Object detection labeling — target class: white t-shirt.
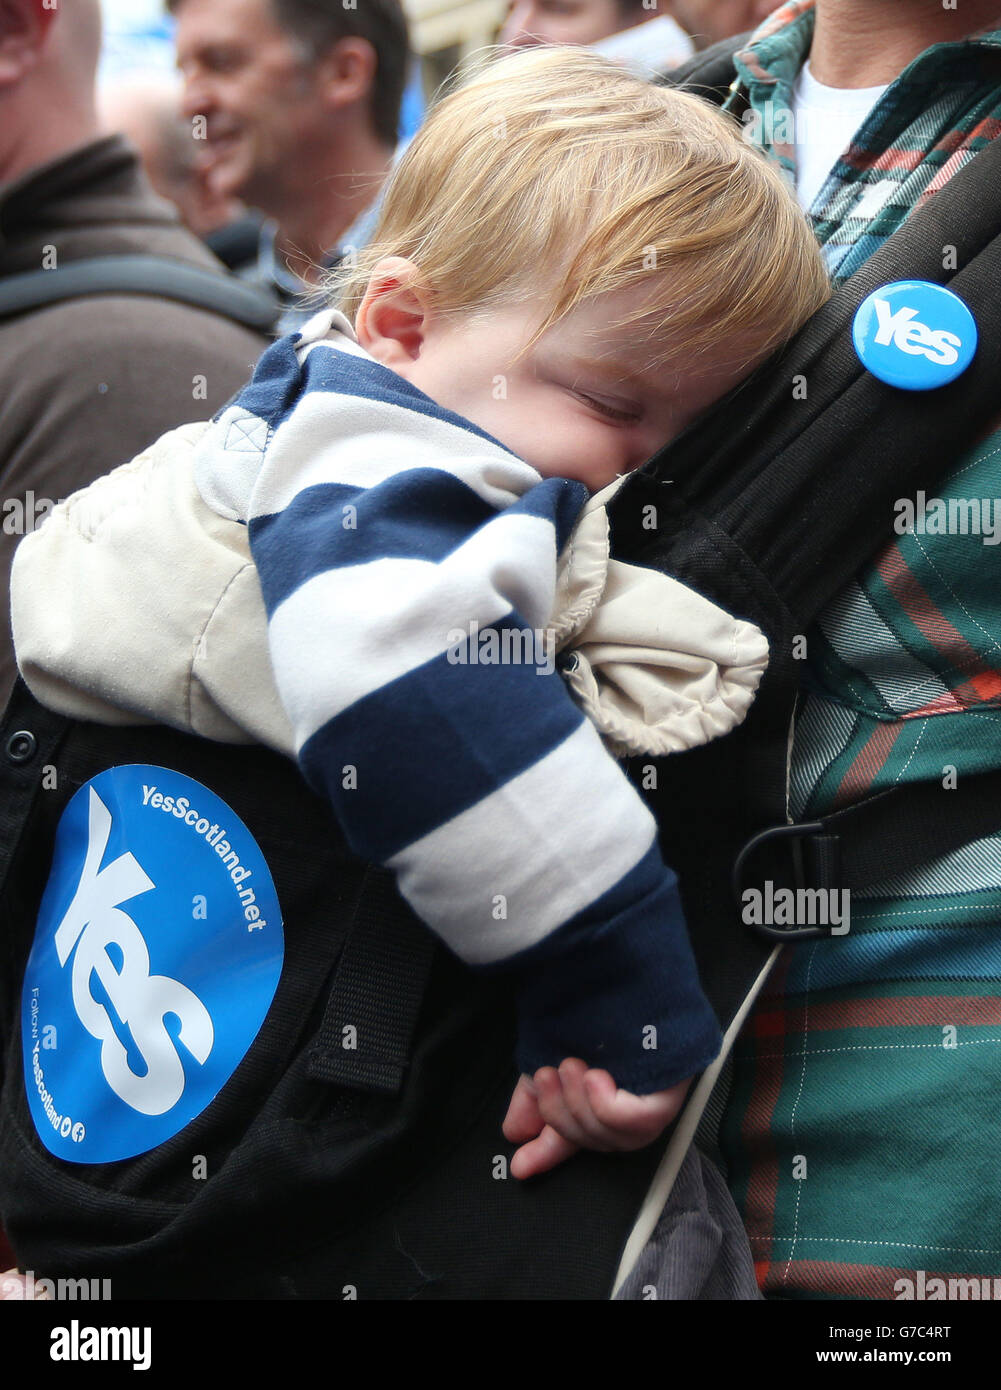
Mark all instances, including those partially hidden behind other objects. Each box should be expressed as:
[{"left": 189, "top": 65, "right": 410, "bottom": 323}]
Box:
[{"left": 791, "top": 60, "right": 888, "bottom": 211}]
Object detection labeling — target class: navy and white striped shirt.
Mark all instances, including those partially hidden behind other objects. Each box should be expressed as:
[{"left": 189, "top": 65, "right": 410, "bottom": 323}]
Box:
[{"left": 194, "top": 308, "right": 721, "bottom": 1092}]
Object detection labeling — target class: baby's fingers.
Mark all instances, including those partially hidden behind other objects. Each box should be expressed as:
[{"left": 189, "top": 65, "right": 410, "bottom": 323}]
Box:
[
  {"left": 509, "top": 1124, "right": 580, "bottom": 1181},
  {"left": 533, "top": 1065, "right": 599, "bottom": 1148},
  {"left": 555, "top": 1057, "right": 624, "bottom": 1148},
  {"left": 583, "top": 1071, "right": 691, "bottom": 1147},
  {"left": 1, "top": 1269, "right": 49, "bottom": 1300},
  {"left": 502, "top": 1074, "right": 543, "bottom": 1144}
]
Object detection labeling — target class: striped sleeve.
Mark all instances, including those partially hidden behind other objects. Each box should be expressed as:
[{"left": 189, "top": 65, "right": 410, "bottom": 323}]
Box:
[{"left": 194, "top": 322, "right": 722, "bottom": 1092}]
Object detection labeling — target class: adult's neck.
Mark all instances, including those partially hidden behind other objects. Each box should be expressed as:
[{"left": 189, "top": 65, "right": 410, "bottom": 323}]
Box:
[
  {"left": 0, "top": 87, "right": 100, "bottom": 187},
  {"left": 810, "top": 0, "right": 1001, "bottom": 87},
  {"left": 271, "top": 124, "right": 394, "bottom": 286}
]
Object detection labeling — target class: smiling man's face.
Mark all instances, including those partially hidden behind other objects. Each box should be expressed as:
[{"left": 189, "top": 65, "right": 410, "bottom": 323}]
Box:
[{"left": 174, "top": 0, "right": 322, "bottom": 206}]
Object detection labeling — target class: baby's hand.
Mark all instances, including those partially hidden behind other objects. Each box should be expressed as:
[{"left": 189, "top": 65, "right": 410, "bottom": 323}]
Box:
[
  {"left": 1, "top": 1268, "right": 49, "bottom": 1300},
  {"left": 502, "top": 1057, "right": 690, "bottom": 1180}
]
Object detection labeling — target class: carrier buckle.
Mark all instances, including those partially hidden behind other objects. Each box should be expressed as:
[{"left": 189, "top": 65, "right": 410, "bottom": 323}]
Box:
[{"left": 733, "top": 821, "right": 848, "bottom": 942}]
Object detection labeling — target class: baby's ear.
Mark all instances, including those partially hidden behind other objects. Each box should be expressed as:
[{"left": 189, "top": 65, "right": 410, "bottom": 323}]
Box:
[{"left": 355, "top": 257, "right": 428, "bottom": 370}]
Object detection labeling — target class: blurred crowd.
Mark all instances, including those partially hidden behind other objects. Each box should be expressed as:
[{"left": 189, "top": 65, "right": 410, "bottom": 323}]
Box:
[{"left": 98, "top": 0, "right": 777, "bottom": 326}]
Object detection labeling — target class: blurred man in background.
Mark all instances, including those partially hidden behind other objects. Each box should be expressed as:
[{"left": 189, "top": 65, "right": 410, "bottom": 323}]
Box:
[
  {"left": 100, "top": 74, "right": 263, "bottom": 268},
  {"left": 170, "top": 0, "right": 411, "bottom": 331},
  {"left": 670, "top": 0, "right": 778, "bottom": 47},
  {"left": 101, "top": 74, "right": 244, "bottom": 239},
  {"left": 498, "top": 0, "right": 778, "bottom": 75},
  {"left": 0, "top": 0, "right": 269, "bottom": 705}
]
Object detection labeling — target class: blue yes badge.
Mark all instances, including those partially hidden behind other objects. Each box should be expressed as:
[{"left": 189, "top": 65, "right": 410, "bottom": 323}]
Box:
[
  {"left": 21, "top": 766, "right": 284, "bottom": 1163},
  {"left": 852, "top": 280, "right": 977, "bottom": 390}
]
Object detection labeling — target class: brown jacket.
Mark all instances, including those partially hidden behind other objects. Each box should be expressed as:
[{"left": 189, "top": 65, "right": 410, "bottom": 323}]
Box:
[{"left": 0, "top": 135, "right": 269, "bottom": 703}]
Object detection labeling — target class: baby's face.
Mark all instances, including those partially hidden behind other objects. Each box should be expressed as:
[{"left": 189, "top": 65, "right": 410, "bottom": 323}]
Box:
[{"left": 356, "top": 267, "right": 759, "bottom": 492}]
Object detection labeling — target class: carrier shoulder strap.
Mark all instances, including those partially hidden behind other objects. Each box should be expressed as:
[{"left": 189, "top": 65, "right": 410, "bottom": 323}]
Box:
[
  {"left": 654, "top": 30, "right": 750, "bottom": 100},
  {"left": 733, "top": 768, "right": 1001, "bottom": 942},
  {"left": 610, "top": 62, "right": 1001, "bottom": 977},
  {"left": 0, "top": 255, "right": 280, "bottom": 334},
  {"left": 616, "top": 118, "right": 1001, "bottom": 629},
  {"left": 307, "top": 863, "right": 437, "bottom": 1094}
]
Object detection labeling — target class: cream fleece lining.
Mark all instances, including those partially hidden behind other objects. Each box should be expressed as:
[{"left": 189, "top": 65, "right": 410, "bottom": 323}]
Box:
[{"left": 11, "top": 425, "right": 768, "bottom": 758}]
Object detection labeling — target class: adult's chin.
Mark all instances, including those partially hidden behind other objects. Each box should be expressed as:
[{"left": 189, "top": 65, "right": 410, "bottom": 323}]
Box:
[{"left": 204, "top": 142, "right": 254, "bottom": 202}]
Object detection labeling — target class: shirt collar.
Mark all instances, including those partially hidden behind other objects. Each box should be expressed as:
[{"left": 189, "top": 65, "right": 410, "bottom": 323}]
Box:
[
  {"left": 729, "top": 0, "right": 1001, "bottom": 106},
  {"left": 731, "top": 0, "right": 816, "bottom": 96},
  {"left": 254, "top": 220, "right": 332, "bottom": 297}
]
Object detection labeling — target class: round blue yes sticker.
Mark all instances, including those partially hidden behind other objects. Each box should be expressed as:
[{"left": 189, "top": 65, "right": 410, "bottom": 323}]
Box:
[
  {"left": 21, "top": 766, "right": 284, "bottom": 1164},
  {"left": 852, "top": 280, "right": 977, "bottom": 390}
]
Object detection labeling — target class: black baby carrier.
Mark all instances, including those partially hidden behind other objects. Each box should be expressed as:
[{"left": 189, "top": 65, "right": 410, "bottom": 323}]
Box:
[
  {"left": 0, "top": 683, "right": 675, "bottom": 1298},
  {"left": 4, "top": 35, "right": 1001, "bottom": 1299}
]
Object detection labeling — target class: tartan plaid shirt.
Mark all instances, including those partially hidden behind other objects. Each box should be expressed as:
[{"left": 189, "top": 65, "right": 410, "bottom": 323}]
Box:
[{"left": 716, "top": 0, "right": 1001, "bottom": 1299}]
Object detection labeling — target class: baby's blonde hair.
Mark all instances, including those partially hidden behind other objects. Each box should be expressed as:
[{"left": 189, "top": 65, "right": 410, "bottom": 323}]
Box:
[{"left": 334, "top": 46, "right": 831, "bottom": 370}]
